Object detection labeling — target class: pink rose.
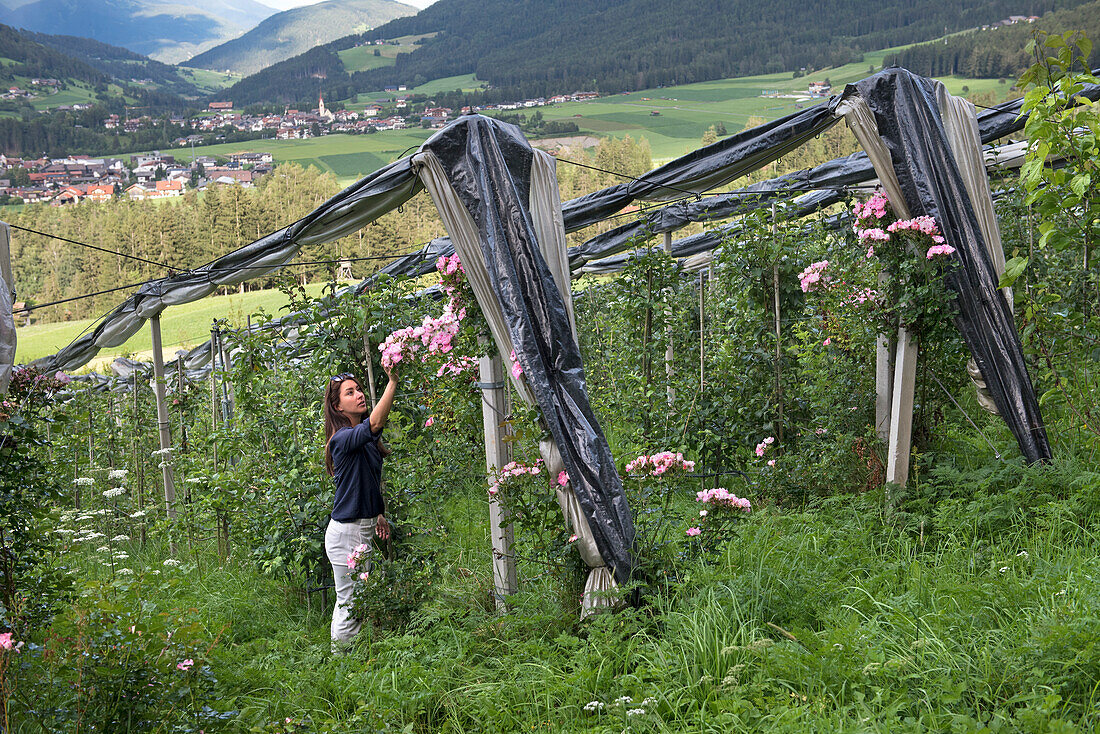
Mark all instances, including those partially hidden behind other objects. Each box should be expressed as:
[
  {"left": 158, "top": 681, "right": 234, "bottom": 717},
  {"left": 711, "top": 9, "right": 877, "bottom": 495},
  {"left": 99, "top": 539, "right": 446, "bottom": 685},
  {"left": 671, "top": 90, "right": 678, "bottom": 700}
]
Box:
[
  {"left": 686, "top": 527, "right": 701, "bottom": 537},
  {"left": 176, "top": 659, "right": 194, "bottom": 671}
]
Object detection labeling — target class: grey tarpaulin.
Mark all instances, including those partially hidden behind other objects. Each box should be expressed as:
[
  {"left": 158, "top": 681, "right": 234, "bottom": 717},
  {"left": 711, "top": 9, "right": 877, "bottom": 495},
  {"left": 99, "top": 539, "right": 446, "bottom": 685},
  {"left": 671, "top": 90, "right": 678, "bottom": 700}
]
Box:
[
  {"left": 33, "top": 157, "right": 421, "bottom": 372},
  {"left": 853, "top": 68, "right": 1051, "bottom": 462},
  {"left": 419, "top": 116, "right": 636, "bottom": 585}
]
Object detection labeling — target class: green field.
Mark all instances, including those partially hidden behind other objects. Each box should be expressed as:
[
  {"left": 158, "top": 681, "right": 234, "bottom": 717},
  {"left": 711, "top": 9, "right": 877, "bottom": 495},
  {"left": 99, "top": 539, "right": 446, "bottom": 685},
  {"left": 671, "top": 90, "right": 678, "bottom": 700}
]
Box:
[
  {"left": 28, "top": 81, "right": 98, "bottom": 111},
  {"left": 337, "top": 45, "right": 396, "bottom": 73},
  {"left": 165, "top": 131, "right": 433, "bottom": 184},
  {"left": 175, "top": 66, "right": 241, "bottom": 94},
  {"left": 16, "top": 282, "right": 332, "bottom": 367}
]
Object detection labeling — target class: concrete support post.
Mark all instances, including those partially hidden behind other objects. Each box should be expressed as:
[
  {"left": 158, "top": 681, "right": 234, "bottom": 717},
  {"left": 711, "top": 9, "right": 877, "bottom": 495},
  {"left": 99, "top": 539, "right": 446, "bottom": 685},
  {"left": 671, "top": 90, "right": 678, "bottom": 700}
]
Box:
[{"left": 480, "top": 353, "right": 516, "bottom": 610}]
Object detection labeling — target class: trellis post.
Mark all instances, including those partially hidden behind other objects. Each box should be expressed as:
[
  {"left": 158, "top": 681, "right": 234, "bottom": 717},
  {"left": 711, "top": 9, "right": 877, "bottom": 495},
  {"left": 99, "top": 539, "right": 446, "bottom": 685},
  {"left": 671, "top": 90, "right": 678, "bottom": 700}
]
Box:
[
  {"left": 664, "top": 231, "right": 675, "bottom": 406},
  {"left": 885, "top": 326, "right": 918, "bottom": 497},
  {"left": 363, "top": 333, "right": 379, "bottom": 409},
  {"left": 150, "top": 314, "right": 178, "bottom": 556},
  {"left": 479, "top": 352, "right": 516, "bottom": 610}
]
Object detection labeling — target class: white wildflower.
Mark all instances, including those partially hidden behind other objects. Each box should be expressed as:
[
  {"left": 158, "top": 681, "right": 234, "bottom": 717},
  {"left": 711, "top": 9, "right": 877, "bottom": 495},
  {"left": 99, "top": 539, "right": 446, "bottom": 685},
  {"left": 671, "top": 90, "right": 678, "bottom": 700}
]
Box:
[
  {"left": 999, "top": 566, "right": 1009, "bottom": 574},
  {"left": 114, "top": 552, "right": 129, "bottom": 560},
  {"left": 626, "top": 708, "right": 646, "bottom": 716},
  {"left": 614, "top": 696, "right": 633, "bottom": 704},
  {"left": 151, "top": 447, "right": 174, "bottom": 457},
  {"left": 77, "top": 514, "right": 94, "bottom": 522},
  {"left": 1016, "top": 550, "right": 1029, "bottom": 558},
  {"left": 130, "top": 510, "right": 147, "bottom": 518},
  {"left": 116, "top": 568, "right": 134, "bottom": 575},
  {"left": 158, "top": 462, "right": 170, "bottom": 469},
  {"left": 163, "top": 559, "right": 182, "bottom": 567},
  {"left": 73, "top": 477, "right": 95, "bottom": 486},
  {"left": 150, "top": 570, "right": 160, "bottom": 575},
  {"left": 1055, "top": 589, "right": 1067, "bottom": 597},
  {"left": 55, "top": 528, "right": 76, "bottom": 534},
  {"left": 107, "top": 469, "right": 129, "bottom": 482},
  {"left": 103, "top": 487, "right": 126, "bottom": 498},
  {"left": 641, "top": 697, "right": 656, "bottom": 706},
  {"left": 111, "top": 534, "right": 130, "bottom": 542},
  {"left": 97, "top": 545, "right": 110, "bottom": 552},
  {"left": 185, "top": 477, "right": 205, "bottom": 484},
  {"left": 583, "top": 701, "right": 604, "bottom": 712}
]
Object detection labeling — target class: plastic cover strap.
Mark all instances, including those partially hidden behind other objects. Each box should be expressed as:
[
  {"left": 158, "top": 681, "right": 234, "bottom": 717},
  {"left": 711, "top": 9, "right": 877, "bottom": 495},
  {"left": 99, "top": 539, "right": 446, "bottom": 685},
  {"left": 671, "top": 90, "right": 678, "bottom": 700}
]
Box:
[
  {"left": 421, "top": 116, "right": 637, "bottom": 584},
  {"left": 855, "top": 68, "right": 1051, "bottom": 463}
]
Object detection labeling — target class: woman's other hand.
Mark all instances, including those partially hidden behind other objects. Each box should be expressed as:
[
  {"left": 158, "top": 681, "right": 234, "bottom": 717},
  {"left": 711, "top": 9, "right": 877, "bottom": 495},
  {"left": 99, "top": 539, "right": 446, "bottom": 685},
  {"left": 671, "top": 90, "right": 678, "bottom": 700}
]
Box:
[{"left": 375, "top": 514, "right": 391, "bottom": 541}]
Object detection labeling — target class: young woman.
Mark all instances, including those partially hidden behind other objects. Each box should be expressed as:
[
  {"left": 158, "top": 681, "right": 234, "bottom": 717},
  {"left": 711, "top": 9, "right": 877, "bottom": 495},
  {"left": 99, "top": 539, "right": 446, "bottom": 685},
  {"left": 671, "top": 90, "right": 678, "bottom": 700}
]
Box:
[{"left": 322, "top": 366, "right": 397, "bottom": 646}]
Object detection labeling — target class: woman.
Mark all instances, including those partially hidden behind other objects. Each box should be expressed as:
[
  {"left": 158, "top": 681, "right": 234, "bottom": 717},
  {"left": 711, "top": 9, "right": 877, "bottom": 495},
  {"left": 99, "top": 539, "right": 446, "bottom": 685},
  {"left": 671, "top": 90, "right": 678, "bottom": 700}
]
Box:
[{"left": 323, "top": 366, "right": 397, "bottom": 646}]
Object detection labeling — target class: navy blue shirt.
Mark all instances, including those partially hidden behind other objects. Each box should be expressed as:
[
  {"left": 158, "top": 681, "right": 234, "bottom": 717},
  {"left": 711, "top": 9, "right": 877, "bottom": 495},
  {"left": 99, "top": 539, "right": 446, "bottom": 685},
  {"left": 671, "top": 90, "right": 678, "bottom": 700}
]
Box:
[{"left": 329, "top": 421, "right": 385, "bottom": 521}]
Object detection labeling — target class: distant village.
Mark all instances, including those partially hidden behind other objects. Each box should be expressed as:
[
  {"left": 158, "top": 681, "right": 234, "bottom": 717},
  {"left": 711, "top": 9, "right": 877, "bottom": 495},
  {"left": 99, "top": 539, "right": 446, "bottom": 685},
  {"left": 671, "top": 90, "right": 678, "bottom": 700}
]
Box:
[
  {"left": 120, "top": 90, "right": 602, "bottom": 141},
  {"left": 0, "top": 88, "right": 605, "bottom": 205},
  {"left": 0, "top": 150, "right": 273, "bottom": 205}
]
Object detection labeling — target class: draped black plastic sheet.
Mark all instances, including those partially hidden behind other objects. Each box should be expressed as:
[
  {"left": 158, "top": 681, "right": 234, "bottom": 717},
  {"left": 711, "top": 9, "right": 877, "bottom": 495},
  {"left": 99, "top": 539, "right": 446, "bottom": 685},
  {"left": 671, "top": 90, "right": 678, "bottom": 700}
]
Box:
[
  {"left": 855, "top": 68, "right": 1052, "bottom": 463},
  {"left": 421, "top": 116, "right": 637, "bottom": 584}
]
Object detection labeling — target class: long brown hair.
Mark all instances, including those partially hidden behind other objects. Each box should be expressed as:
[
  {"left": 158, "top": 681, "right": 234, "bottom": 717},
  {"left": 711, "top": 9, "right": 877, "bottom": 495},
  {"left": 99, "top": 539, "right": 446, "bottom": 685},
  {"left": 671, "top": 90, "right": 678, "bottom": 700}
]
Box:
[{"left": 323, "top": 376, "right": 361, "bottom": 476}]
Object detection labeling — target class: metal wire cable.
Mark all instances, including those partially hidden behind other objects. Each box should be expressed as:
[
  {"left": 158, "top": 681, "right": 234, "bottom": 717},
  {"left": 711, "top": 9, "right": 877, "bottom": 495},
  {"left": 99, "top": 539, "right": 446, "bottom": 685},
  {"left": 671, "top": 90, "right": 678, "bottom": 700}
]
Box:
[{"left": 9, "top": 223, "right": 180, "bottom": 271}]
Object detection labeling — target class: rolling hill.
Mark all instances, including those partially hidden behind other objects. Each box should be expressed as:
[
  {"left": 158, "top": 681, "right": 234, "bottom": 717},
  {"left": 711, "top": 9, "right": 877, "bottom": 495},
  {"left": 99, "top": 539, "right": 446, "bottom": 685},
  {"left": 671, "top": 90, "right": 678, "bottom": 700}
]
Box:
[
  {"left": 216, "top": 0, "right": 1098, "bottom": 107},
  {"left": 2, "top": 0, "right": 278, "bottom": 62},
  {"left": 186, "top": 0, "right": 418, "bottom": 76}
]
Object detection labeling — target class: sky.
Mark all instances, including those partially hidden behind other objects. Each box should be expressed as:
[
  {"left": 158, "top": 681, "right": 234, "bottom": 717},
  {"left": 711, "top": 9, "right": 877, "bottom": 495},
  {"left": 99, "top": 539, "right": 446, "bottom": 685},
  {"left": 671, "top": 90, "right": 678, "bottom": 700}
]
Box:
[{"left": 262, "top": 0, "right": 436, "bottom": 9}]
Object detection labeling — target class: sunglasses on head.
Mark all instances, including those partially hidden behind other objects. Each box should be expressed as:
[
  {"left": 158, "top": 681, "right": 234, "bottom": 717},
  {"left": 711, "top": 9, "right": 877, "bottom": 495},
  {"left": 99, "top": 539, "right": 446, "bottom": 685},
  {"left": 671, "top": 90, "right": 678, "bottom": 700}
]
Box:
[{"left": 331, "top": 372, "right": 355, "bottom": 383}]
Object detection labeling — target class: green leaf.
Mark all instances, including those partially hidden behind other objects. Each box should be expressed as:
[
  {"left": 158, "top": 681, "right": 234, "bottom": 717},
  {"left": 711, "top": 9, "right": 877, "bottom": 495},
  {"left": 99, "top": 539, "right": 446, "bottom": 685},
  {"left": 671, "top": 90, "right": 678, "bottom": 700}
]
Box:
[
  {"left": 1070, "top": 173, "right": 1091, "bottom": 197},
  {"left": 998, "top": 257, "right": 1029, "bottom": 289}
]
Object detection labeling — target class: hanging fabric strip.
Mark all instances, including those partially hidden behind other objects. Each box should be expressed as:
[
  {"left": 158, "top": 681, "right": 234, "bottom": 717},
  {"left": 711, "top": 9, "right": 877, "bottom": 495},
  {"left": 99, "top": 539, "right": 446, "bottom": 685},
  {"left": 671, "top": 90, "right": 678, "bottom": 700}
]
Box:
[
  {"left": 417, "top": 116, "right": 637, "bottom": 585},
  {"left": 852, "top": 68, "right": 1051, "bottom": 463}
]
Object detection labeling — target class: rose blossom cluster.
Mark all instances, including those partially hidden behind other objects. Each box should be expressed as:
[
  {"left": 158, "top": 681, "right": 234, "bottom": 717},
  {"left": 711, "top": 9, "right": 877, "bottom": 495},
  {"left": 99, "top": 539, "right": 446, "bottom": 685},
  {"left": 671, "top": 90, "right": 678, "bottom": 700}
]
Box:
[
  {"left": 754, "top": 436, "right": 775, "bottom": 457},
  {"left": 798, "top": 261, "right": 829, "bottom": 292},
  {"left": 488, "top": 459, "right": 542, "bottom": 496},
  {"left": 509, "top": 349, "right": 523, "bottom": 380},
  {"left": 625, "top": 451, "right": 695, "bottom": 477},
  {"left": 695, "top": 487, "right": 752, "bottom": 512},
  {"left": 852, "top": 193, "right": 954, "bottom": 260},
  {"left": 0, "top": 631, "right": 24, "bottom": 653},
  {"left": 379, "top": 254, "right": 478, "bottom": 376},
  {"left": 346, "top": 543, "right": 371, "bottom": 581}
]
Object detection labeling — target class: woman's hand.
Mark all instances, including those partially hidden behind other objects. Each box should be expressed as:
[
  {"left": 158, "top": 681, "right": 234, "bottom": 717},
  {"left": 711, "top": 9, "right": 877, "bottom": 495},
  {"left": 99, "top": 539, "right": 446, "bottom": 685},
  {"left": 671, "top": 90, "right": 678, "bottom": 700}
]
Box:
[{"left": 375, "top": 514, "right": 390, "bottom": 541}]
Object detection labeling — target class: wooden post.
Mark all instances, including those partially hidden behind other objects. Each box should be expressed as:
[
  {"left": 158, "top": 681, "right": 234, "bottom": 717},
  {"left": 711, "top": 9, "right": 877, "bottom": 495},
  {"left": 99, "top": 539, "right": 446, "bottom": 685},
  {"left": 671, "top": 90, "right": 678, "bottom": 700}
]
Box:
[
  {"left": 885, "top": 326, "right": 918, "bottom": 496},
  {"left": 217, "top": 329, "right": 233, "bottom": 423},
  {"left": 875, "top": 273, "right": 893, "bottom": 442},
  {"left": 771, "top": 203, "right": 783, "bottom": 446},
  {"left": 150, "top": 315, "right": 178, "bottom": 556},
  {"left": 0, "top": 222, "right": 11, "bottom": 300},
  {"left": 364, "top": 333, "right": 379, "bottom": 409},
  {"left": 210, "top": 323, "right": 219, "bottom": 468},
  {"left": 699, "top": 270, "right": 705, "bottom": 392},
  {"left": 176, "top": 355, "right": 188, "bottom": 452},
  {"left": 663, "top": 231, "right": 675, "bottom": 406},
  {"left": 87, "top": 407, "right": 94, "bottom": 466},
  {"left": 133, "top": 374, "right": 145, "bottom": 546},
  {"left": 479, "top": 353, "right": 516, "bottom": 610}
]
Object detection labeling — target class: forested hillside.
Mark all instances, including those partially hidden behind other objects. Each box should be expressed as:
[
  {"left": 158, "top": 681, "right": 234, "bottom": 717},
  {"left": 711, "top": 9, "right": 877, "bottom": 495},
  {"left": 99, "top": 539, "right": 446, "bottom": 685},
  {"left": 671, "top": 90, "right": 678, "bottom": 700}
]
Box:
[
  {"left": 885, "top": 0, "right": 1100, "bottom": 77},
  {"left": 186, "top": 0, "right": 417, "bottom": 77},
  {"left": 219, "top": 0, "right": 1095, "bottom": 106}
]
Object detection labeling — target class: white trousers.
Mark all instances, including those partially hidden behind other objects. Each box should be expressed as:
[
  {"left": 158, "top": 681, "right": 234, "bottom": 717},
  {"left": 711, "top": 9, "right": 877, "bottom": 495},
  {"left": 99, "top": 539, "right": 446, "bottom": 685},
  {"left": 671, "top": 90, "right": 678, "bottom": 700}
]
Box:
[{"left": 324, "top": 517, "right": 375, "bottom": 643}]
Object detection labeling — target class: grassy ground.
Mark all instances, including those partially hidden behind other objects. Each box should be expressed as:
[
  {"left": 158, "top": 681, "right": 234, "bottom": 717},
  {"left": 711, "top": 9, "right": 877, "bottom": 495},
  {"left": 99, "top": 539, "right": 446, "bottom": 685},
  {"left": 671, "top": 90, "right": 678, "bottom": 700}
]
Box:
[
  {"left": 15, "top": 282, "right": 334, "bottom": 367},
  {"left": 176, "top": 66, "right": 242, "bottom": 94},
  {"left": 339, "top": 33, "right": 439, "bottom": 73}
]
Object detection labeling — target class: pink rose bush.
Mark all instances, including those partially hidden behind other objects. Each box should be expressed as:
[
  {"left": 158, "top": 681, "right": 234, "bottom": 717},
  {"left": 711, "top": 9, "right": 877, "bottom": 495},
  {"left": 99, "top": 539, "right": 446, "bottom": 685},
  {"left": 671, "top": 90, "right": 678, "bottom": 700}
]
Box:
[
  {"left": 0, "top": 631, "right": 24, "bottom": 653},
  {"left": 379, "top": 253, "right": 479, "bottom": 378},
  {"left": 625, "top": 451, "right": 696, "bottom": 477},
  {"left": 798, "top": 261, "right": 830, "bottom": 292},
  {"left": 488, "top": 459, "right": 543, "bottom": 497},
  {"left": 686, "top": 486, "right": 752, "bottom": 551},
  {"left": 346, "top": 542, "right": 371, "bottom": 571},
  {"left": 853, "top": 192, "right": 952, "bottom": 261},
  {"left": 754, "top": 436, "right": 775, "bottom": 457}
]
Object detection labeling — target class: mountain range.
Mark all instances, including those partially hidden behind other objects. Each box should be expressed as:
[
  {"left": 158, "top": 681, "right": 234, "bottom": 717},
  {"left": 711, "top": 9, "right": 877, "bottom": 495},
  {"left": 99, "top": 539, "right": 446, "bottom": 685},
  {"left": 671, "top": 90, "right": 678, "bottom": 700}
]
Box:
[{"left": 186, "top": 0, "right": 417, "bottom": 76}]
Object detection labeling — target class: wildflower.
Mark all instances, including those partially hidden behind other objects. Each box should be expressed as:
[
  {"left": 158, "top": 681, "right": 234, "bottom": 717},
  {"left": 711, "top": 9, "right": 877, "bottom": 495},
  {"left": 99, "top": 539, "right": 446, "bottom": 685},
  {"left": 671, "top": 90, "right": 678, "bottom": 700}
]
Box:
[
  {"left": 103, "top": 487, "right": 126, "bottom": 498},
  {"left": 130, "top": 510, "right": 146, "bottom": 518},
  {"left": 999, "top": 566, "right": 1009, "bottom": 573},
  {"left": 107, "top": 469, "right": 129, "bottom": 482},
  {"left": 699, "top": 510, "right": 708, "bottom": 517},
  {"left": 176, "top": 659, "right": 194, "bottom": 671},
  {"left": 614, "top": 696, "right": 633, "bottom": 704},
  {"left": 163, "top": 558, "right": 182, "bottom": 567},
  {"left": 55, "top": 528, "right": 76, "bottom": 534},
  {"left": 114, "top": 552, "right": 129, "bottom": 560},
  {"left": 568, "top": 534, "right": 578, "bottom": 543},
  {"left": 1017, "top": 550, "right": 1029, "bottom": 558},
  {"left": 97, "top": 545, "right": 110, "bottom": 552},
  {"left": 73, "top": 477, "right": 95, "bottom": 486},
  {"left": 185, "top": 477, "right": 205, "bottom": 484},
  {"left": 424, "top": 416, "right": 434, "bottom": 427},
  {"left": 151, "top": 447, "right": 174, "bottom": 457},
  {"left": 0, "top": 632, "right": 24, "bottom": 653},
  {"left": 116, "top": 568, "right": 134, "bottom": 575},
  {"left": 823, "top": 338, "right": 831, "bottom": 346},
  {"left": 642, "top": 697, "right": 656, "bottom": 706},
  {"left": 686, "top": 527, "right": 701, "bottom": 537},
  {"left": 627, "top": 708, "right": 646, "bottom": 716},
  {"left": 583, "top": 701, "right": 604, "bottom": 712}
]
